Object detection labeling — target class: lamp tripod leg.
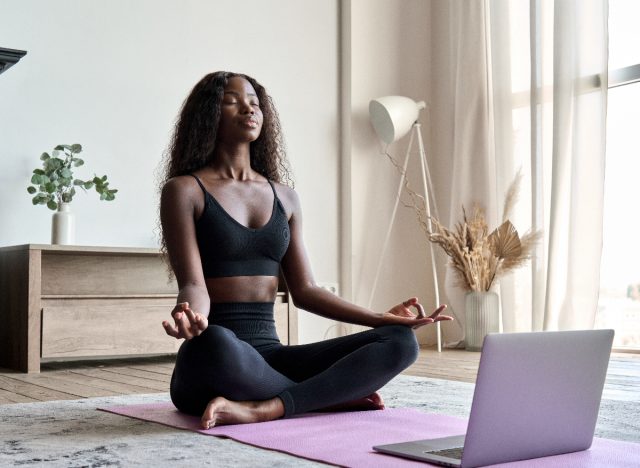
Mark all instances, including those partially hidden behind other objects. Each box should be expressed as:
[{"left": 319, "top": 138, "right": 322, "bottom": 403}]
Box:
[
  {"left": 368, "top": 124, "right": 442, "bottom": 353},
  {"left": 367, "top": 131, "right": 416, "bottom": 310},
  {"left": 415, "top": 123, "right": 442, "bottom": 352}
]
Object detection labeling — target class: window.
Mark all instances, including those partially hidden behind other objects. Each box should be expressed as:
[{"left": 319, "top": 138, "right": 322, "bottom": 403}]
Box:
[{"left": 594, "top": 0, "right": 640, "bottom": 350}]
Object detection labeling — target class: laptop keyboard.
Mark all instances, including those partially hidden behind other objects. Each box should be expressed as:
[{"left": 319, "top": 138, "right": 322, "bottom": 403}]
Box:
[{"left": 424, "top": 447, "right": 464, "bottom": 460}]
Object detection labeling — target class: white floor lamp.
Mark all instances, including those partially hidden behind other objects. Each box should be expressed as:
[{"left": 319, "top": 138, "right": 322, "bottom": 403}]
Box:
[{"left": 367, "top": 96, "right": 443, "bottom": 352}]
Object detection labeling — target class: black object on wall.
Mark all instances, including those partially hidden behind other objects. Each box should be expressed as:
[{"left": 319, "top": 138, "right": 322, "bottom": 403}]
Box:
[{"left": 0, "top": 48, "right": 27, "bottom": 75}]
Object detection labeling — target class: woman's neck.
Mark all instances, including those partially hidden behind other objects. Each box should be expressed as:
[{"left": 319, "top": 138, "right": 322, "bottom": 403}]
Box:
[{"left": 210, "top": 143, "right": 255, "bottom": 181}]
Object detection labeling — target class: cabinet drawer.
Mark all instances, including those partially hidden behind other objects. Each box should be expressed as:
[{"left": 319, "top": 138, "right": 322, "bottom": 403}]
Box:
[
  {"left": 41, "top": 253, "right": 177, "bottom": 296},
  {"left": 41, "top": 297, "right": 180, "bottom": 359}
]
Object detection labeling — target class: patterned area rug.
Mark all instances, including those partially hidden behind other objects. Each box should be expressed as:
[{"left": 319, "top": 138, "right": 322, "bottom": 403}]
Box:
[{"left": 0, "top": 375, "right": 637, "bottom": 467}]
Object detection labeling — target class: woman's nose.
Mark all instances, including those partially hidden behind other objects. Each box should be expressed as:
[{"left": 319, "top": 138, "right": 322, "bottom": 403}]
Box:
[{"left": 240, "top": 100, "right": 254, "bottom": 114}]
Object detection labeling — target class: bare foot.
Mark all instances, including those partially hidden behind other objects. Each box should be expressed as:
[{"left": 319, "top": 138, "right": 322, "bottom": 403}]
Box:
[
  {"left": 319, "top": 392, "right": 385, "bottom": 412},
  {"left": 201, "top": 396, "right": 285, "bottom": 429}
]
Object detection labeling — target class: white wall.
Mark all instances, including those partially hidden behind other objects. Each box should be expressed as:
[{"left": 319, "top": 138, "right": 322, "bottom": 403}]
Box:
[
  {"left": 1, "top": 0, "right": 456, "bottom": 345},
  {"left": 343, "top": 0, "right": 442, "bottom": 344},
  {"left": 0, "top": 0, "right": 340, "bottom": 343}
]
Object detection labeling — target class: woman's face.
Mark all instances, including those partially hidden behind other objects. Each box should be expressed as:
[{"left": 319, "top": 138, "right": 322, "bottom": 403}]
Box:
[{"left": 216, "top": 76, "right": 263, "bottom": 144}]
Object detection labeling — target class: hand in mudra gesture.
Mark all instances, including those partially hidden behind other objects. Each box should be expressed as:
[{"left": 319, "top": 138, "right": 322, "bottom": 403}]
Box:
[
  {"left": 382, "top": 297, "right": 452, "bottom": 329},
  {"left": 162, "top": 302, "right": 208, "bottom": 340}
]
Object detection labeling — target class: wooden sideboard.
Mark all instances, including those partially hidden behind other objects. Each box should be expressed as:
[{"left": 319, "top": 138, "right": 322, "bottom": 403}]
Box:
[{"left": 0, "top": 244, "right": 297, "bottom": 373}]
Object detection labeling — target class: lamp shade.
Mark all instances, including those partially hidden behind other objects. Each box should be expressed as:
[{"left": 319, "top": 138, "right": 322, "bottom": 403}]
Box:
[{"left": 369, "top": 96, "right": 426, "bottom": 144}]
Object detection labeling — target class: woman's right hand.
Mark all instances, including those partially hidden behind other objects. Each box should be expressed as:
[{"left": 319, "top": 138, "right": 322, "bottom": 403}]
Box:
[{"left": 162, "top": 302, "right": 208, "bottom": 340}]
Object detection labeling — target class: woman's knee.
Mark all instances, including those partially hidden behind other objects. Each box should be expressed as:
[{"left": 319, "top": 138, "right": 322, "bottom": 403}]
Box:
[
  {"left": 174, "top": 325, "right": 242, "bottom": 377},
  {"left": 182, "top": 325, "right": 236, "bottom": 354},
  {"left": 379, "top": 325, "right": 419, "bottom": 365},
  {"left": 173, "top": 325, "right": 265, "bottom": 400},
  {"left": 198, "top": 324, "right": 238, "bottom": 344}
]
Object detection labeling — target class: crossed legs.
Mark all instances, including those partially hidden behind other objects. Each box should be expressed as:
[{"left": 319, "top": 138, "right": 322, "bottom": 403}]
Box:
[{"left": 170, "top": 324, "right": 419, "bottom": 427}]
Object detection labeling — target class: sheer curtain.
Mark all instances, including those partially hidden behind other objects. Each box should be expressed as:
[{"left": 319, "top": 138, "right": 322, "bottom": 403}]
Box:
[{"left": 443, "top": 0, "right": 608, "bottom": 345}]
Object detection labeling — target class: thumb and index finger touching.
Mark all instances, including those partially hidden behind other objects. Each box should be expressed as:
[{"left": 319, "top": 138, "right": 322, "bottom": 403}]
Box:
[
  {"left": 401, "top": 298, "right": 452, "bottom": 329},
  {"left": 402, "top": 297, "right": 449, "bottom": 319},
  {"left": 163, "top": 302, "right": 198, "bottom": 338}
]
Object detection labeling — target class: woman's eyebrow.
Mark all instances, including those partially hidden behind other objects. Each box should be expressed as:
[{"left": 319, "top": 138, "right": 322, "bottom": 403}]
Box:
[{"left": 223, "top": 90, "right": 258, "bottom": 98}]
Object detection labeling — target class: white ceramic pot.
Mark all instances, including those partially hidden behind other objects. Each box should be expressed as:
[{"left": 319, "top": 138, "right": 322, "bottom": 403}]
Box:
[
  {"left": 51, "top": 202, "right": 75, "bottom": 245},
  {"left": 464, "top": 290, "right": 500, "bottom": 351}
]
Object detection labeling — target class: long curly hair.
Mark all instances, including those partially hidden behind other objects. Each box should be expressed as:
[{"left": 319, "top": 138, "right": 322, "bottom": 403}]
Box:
[
  {"left": 157, "top": 71, "right": 293, "bottom": 262},
  {"left": 160, "top": 71, "right": 292, "bottom": 184}
]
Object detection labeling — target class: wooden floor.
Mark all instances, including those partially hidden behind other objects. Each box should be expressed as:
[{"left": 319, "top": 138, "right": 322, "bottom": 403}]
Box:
[{"left": 0, "top": 348, "right": 637, "bottom": 405}]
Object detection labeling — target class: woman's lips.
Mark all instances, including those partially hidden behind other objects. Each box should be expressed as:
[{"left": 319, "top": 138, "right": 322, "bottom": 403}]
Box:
[{"left": 242, "top": 118, "right": 259, "bottom": 128}]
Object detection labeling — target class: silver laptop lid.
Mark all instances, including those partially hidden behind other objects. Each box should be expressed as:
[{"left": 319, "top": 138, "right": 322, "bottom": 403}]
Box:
[{"left": 461, "top": 329, "right": 614, "bottom": 467}]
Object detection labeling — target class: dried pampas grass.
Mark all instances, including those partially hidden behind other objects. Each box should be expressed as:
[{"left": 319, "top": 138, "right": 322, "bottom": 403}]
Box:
[{"left": 427, "top": 174, "right": 542, "bottom": 292}]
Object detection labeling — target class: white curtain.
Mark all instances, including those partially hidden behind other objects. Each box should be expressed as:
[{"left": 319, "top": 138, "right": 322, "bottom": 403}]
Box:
[{"left": 443, "top": 0, "right": 608, "bottom": 345}]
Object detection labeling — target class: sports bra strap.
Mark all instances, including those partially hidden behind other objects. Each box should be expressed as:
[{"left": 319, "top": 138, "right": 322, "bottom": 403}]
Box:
[
  {"left": 189, "top": 174, "right": 207, "bottom": 194},
  {"left": 266, "top": 179, "right": 278, "bottom": 197}
]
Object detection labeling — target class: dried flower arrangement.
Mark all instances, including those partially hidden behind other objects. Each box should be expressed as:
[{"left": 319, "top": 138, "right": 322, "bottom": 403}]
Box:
[
  {"left": 428, "top": 173, "right": 541, "bottom": 291},
  {"left": 385, "top": 150, "right": 541, "bottom": 292}
]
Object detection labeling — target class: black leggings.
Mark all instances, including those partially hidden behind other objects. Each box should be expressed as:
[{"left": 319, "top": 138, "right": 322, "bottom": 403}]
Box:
[{"left": 170, "top": 302, "right": 419, "bottom": 417}]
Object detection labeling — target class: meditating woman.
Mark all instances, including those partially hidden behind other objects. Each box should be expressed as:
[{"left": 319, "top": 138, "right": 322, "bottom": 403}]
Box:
[{"left": 159, "top": 71, "right": 451, "bottom": 429}]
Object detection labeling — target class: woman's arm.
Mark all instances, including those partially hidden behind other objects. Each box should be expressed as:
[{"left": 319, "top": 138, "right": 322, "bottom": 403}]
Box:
[
  {"left": 279, "top": 187, "right": 450, "bottom": 328},
  {"left": 160, "top": 176, "right": 211, "bottom": 339}
]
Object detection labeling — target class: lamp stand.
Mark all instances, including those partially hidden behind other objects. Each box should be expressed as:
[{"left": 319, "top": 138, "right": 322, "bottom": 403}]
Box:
[{"left": 367, "top": 122, "right": 443, "bottom": 351}]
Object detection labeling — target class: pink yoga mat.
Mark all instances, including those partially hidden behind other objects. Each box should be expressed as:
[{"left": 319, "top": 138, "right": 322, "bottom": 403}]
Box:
[{"left": 100, "top": 403, "right": 640, "bottom": 467}]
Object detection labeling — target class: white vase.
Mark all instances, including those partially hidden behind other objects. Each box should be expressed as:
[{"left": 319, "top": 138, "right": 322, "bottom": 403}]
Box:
[
  {"left": 51, "top": 202, "right": 75, "bottom": 245},
  {"left": 465, "top": 291, "right": 500, "bottom": 351}
]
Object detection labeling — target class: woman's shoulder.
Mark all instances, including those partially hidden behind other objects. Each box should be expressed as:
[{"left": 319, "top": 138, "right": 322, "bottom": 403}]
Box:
[
  {"left": 163, "top": 174, "right": 200, "bottom": 189},
  {"left": 161, "top": 175, "right": 204, "bottom": 202},
  {"left": 271, "top": 181, "right": 298, "bottom": 201},
  {"left": 271, "top": 181, "right": 300, "bottom": 216}
]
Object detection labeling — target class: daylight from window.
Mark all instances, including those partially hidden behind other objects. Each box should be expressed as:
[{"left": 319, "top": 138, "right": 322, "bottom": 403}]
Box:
[{"left": 594, "top": 0, "right": 640, "bottom": 349}]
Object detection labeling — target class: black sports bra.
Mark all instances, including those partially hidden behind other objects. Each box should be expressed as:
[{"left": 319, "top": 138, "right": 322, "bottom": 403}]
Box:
[{"left": 190, "top": 175, "right": 290, "bottom": 278}]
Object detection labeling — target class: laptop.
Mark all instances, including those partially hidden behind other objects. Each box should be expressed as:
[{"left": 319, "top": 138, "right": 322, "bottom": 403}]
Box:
[{"left": 373, "top": 329, "right": 614, "bottom": 467}]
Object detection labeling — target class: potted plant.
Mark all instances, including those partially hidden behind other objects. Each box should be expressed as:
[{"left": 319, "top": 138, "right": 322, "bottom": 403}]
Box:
[
  {"left": 425, "top": 173, "right": 541, "bottom": 350},
  {"left": 26, "top": 144, "right": 117, "bottom": 244},
  {"left": 388, "top": 163, "right": 541, "bottom": 350}
]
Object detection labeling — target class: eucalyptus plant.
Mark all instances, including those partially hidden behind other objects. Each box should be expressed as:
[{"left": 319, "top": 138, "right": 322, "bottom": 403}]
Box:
[{"left": 27, "top": 144, "right": 117, "bottom": 210}]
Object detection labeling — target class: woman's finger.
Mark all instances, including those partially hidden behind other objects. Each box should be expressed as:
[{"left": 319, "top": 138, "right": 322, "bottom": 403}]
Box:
[
  {"left": 172, "top": 302, "right": 188, "bottom": 317},
  {"left": 433, "top": 314, "right": 454, "bottom": 322},
  {"left": 183, "top": 306, "right": 198, "bottom": 324},
  {"left": 195, "top": 314, "right": 209, "bottom": 331},
  {"left": 411, "top": 317, "right": 436, "bottom": 329},
  {"left": 400, "top": 299, "right": 426, "bottom": 319},
  {"left": 413, "top": 303, "right": 426, "bottom": 318},
  {"left": 162, "top": 321, "right": 180, "bottom": 338},
  {"left": 176, "top": 313, "right": 193, "bottom": 339},
  {"left": 402, "top": 297, "right": 418, "bottom": 307},
  {"left": 428, "top": 304, "right": 448, "bottom": 319},
  {"left": 399, "top": 297, "right": 424, "bottom": 317}
]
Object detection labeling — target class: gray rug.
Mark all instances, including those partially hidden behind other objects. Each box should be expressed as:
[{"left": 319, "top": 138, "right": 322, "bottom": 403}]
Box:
[{"left": 0, "top": 375, "right": 637, "bottom": 467}]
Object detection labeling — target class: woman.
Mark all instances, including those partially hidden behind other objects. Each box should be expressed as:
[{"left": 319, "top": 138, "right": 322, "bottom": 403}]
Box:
[{"left": 159, "top": 71, "right": 451, "bottom": 429}]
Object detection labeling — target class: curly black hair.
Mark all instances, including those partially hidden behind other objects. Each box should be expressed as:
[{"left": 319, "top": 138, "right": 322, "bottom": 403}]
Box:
[{"left": 160, "top": 71, "right": 293, "bottom": 185}]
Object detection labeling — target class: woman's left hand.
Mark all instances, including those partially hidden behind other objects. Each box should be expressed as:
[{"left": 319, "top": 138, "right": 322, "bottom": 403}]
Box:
[{"left": 381, "top": 297, "right": 452, "bottom": 329}]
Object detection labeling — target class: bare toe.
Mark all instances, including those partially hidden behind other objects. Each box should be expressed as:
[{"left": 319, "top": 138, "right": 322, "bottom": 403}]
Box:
[
  {"left": 201, "top": 397, "right": 224, "bottom": 429},
  {"left": 369, "top": 392, "right": 385, "bottom": 409}
]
